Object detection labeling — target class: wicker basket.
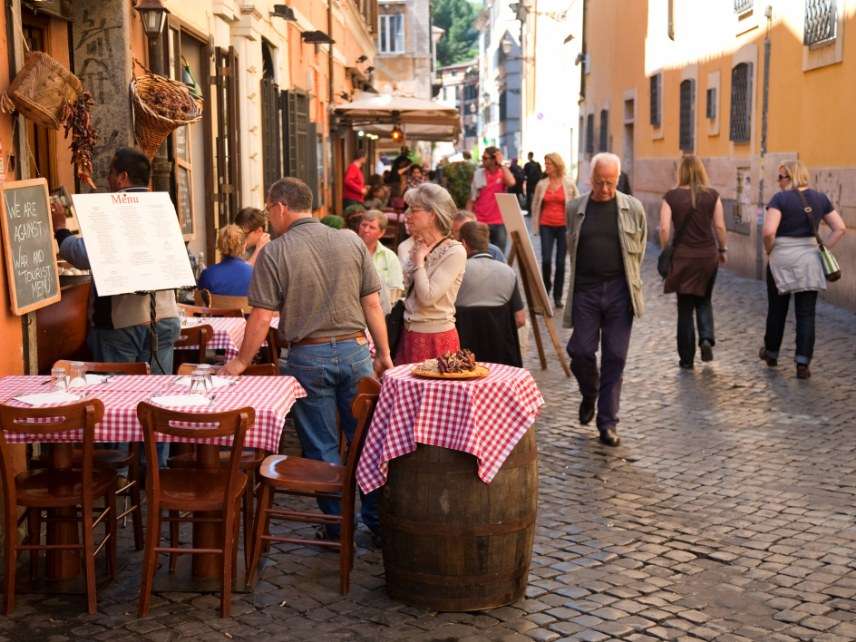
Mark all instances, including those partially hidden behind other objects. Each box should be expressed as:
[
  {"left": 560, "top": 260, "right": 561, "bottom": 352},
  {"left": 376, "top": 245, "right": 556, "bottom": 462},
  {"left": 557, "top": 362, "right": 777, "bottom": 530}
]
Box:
[
  {"left": 131, "top": 73, "right": 203, "bottom": 159},
  {"left": 8, "top": 51, "right": 83, "bottom": 129}
]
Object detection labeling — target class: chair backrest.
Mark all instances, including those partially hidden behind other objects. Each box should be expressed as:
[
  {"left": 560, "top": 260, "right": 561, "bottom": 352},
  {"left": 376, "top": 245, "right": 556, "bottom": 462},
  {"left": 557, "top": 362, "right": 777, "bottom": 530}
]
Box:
[
  {"left": 136, "top": 402, "right": 254, "bottom": 505},
  {"left": 52, "top": 360, "right": 151, "bottom": 375},
  {"left": 176, "top": 363, "right": 278, "bottom": 376},
  {"left": 209, "top": 293, "right": 250, "bottom": 312},
  {"left": 179, "top": 304, "right": 243, "bottom": 318},
  {"left": 342, "top": 377, "right": 381, "bottom": 493},
  {"left": 0, "top": 400, "right": 105, "bottom": 517},
  {"left": 194, "top": 288, "right": 211, "bottom": 307},
  {"left": 174, "top": 324, "right": 214, "bottom": 363}
]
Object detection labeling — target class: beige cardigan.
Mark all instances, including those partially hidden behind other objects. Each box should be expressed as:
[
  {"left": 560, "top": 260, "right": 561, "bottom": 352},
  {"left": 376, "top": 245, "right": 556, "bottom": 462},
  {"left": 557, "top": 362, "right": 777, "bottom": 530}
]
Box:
[
  {"left": 403, "top": 239, "right": 467, "bottom": 333},
  {"left": 530, "top": 176, "right": 579, "bottom": 229}
]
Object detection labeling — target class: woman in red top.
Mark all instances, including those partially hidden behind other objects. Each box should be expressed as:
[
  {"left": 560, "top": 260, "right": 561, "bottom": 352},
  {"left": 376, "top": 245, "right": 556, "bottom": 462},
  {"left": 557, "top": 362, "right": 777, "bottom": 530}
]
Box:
[
  {"left": 466, "top": 146, "right": 515, "bottom": 252},
  {"left": 530, "top": 153, "right": 579, "bottom": 308},
  {"left": 343, "top": 150, "right": 367, "bottom": 210}
]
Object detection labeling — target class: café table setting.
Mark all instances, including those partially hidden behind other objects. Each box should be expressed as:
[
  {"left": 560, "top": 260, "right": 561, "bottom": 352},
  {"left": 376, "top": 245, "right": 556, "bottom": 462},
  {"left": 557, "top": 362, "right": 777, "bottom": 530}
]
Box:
[{"left": 180, "top": 315, "right": 279, "bottom": 359}]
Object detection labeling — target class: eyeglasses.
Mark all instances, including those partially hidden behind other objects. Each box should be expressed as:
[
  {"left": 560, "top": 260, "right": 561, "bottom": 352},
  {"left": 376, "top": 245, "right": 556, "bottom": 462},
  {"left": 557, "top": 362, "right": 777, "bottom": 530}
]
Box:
[
  {"left": 592, "top": 179, "right": 617, "bottom": 188},
  {"left": 777, "top": 174, "right": 789, "bottom": 181}
]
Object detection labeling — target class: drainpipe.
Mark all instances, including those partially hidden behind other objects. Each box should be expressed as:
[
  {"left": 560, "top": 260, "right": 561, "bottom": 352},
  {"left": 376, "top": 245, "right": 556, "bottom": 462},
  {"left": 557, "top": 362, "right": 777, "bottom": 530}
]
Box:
[{"left": 756, "top": 5, "right": 772, "bottom": 280}]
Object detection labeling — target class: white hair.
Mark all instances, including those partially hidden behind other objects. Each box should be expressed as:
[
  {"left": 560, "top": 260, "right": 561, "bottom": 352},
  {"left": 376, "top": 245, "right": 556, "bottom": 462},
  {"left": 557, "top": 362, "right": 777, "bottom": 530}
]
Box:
[{"left": 590, "top": 152, "right": 621, "bottom": 175}]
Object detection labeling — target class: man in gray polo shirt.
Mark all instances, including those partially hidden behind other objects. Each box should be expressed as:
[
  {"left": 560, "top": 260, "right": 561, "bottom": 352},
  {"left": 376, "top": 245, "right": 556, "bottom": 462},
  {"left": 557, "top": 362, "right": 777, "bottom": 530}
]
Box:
[{"left": 222, "top": 177, "right": 393, "bottom": 539}]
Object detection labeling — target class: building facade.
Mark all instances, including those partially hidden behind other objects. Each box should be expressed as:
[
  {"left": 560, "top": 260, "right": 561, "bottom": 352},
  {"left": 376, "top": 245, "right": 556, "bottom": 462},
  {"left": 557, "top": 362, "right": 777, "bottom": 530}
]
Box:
[
  {"left": 579, "top": 0, "right": 856, "bottom": 310},
  {"left": 475, "top": 1, "right": 523, "bottom": 161},
  {"left": 436, "top": 60, "right": 479, "bottom": 152},
  {"left": 374, "top": 0, "right": 433, "bottom": 100}
]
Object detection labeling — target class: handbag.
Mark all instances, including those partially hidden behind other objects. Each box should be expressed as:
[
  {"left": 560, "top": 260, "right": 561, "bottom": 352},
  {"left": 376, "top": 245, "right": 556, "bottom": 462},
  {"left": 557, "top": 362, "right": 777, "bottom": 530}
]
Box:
[
  {"left": 657, "top": 203, "right": 696, "bottom": 279},
  {"left": 795, "top": 189, "right": 841, "bottom": 282}
]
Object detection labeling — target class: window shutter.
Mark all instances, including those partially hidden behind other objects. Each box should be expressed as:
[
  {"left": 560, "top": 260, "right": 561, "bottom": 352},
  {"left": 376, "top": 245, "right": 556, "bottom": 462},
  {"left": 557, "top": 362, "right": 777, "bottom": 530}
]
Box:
[
  {"left": 650, "top": 74, "right": 661, "bottom": 127},
  {"left": 729, "top": 63, "right": 753, "bottom": 143},
  {"left": 679, "top": 79, "right": 695, "bottom": 152},
  {"left": 599, "top": 109, "right": 608, "bottom": 152},
  {"left": 261, "top": 77, "right": 281, "bottom": 194}
]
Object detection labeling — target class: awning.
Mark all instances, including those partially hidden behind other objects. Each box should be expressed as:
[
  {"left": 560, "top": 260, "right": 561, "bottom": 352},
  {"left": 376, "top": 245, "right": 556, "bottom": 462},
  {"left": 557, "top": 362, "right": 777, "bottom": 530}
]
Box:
[{"left": 334, "top": 93, "right": 460, "bottom": 142}]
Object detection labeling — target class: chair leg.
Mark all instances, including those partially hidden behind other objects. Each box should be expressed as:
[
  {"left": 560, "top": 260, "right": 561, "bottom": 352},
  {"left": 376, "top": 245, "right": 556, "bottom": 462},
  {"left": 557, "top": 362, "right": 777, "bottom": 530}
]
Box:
[
  {"left": 246, "top": 483, "right": 271, "bottom": 587},
  {"left": 27, "top": 508, "right": 41, "bottom": 579},
  {"left": 106, "top": 486, "right": 118, "bottom": 579},
  {"left": 340, "top": 517, "right": 353, "bottom": 595},
  {"left": 129, "top": 447, "right": 144, "bottom": 551},
  {"left": 242, "top": 475, "right": 253, "bottom": 573},
  {"left": 81, "top": 506, "right": 98, "bottom": 615},
  {"left": 4, "top": 507, "right": 17, "bottom": 615},
  {"left": 221, "top": 502, "right": 238, "bottom": 618},
  {"left": 138, "top": 503, "right": 161, "bottom": 617},
  {"left": 168, "top": 510, "right": 179, "bottom": 574}
]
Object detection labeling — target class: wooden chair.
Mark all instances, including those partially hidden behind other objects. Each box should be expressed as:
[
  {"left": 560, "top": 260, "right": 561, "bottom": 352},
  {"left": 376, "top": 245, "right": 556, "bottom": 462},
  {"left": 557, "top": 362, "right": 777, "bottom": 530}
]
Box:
[
  {"left": 0, "top": 400, "right": 116, "bottom": 615},
  {"left": 246, "top": 377, "right": 380, "bottom": 594},
  {"left": 136, "top": 402, "right": 254, "bottom": 618},
  {"left": 173, "top": 324, "right": 214, "bottom": 373},
  {"left": 179, "top": 304, "right": 243, "bottom": 318},
  {"left": 209, "top": 293, "right": 250, "bottom": 313},
  {"left": 171, "top": 362, "right": 278, "bottom": 568},
  {"left": 193, "top": 288, "right": 211, "bottom": 307},
  {"left": 52, "top": 360, "right": 150, "bottom": 550}
]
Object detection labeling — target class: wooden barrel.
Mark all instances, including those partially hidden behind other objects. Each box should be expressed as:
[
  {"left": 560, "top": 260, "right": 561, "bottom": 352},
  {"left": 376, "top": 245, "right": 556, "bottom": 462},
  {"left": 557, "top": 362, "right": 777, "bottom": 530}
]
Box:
[{"left": 380, "top": 428, "right": 538, "bottom": 611}]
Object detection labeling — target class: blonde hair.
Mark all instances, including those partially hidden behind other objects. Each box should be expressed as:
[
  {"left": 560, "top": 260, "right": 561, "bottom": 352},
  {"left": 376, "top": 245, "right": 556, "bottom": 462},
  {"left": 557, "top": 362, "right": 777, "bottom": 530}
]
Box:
[
  {"left": 217, "top": 224, "right": 246, "bottom": 258},
  {"left": 404, "top": 182, "right": 457, "bottom": 236},
  {"left": 677, "top": 155, "right": 710, "bottom": 208},
  {"left": 778, "top": 160, "right": 810, "bottom": 189},
  {"left": 544, "top": 153, "right": 566, "bottom": 177},
  {"left": 362, "top": 209, "right": 388, "bottom": 231}
]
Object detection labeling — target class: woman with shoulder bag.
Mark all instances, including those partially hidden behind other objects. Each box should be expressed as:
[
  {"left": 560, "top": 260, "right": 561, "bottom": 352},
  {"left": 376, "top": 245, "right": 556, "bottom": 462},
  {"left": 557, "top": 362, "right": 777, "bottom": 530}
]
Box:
[
  {"left": 659, "top": 156, "right": 727, "bottom": 369},
  {"left": 395, "top": 183, "right": 467, "bottom": 364},
  {"left": 760, "top": 160, "right": 846, "bottom": 379},
  {"left": 530, "top": 153, "right": 579, "bottom": 308}
]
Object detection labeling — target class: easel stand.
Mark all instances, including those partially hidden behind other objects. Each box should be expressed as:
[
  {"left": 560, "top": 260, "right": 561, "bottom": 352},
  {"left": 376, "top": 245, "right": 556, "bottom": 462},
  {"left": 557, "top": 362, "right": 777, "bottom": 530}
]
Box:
[{"left": 507, "top": 231, "right": 571, "bottom": 378}]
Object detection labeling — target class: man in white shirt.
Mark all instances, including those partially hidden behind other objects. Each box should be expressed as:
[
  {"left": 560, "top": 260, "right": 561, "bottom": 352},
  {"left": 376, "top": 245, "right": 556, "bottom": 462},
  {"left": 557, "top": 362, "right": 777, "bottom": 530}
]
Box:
[{"left": 359, "top": 210, "right": 404, "bottom": 302}]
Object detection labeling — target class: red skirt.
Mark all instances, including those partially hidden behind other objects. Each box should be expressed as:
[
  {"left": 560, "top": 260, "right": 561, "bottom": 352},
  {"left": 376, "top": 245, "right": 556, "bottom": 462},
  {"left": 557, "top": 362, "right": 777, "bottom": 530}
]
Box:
[{"left": 395, "top": 328, "right": 460, "bottom": 365}]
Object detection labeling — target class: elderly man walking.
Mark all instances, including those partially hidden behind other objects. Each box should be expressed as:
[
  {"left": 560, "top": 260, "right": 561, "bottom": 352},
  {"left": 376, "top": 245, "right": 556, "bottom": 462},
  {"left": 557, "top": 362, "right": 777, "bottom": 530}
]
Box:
[
  {"left": 223, "top": 177, "right": 393, "bottom": 540},
  {"left": 564, "top": 153, "right": 646, "bottom": 447}
]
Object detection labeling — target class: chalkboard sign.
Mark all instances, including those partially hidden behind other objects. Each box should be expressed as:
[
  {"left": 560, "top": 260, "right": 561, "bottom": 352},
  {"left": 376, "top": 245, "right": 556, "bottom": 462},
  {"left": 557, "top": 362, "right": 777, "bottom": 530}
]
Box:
[{"left": 0, "top": 178, "right": 61, "bottom": 315}]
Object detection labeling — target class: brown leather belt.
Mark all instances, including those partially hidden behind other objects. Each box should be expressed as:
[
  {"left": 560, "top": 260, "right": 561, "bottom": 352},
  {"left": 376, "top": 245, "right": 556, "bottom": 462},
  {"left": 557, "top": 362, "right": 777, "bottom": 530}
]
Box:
[{"left": 287, "top": 331, "right": 365, "bottom": 348}]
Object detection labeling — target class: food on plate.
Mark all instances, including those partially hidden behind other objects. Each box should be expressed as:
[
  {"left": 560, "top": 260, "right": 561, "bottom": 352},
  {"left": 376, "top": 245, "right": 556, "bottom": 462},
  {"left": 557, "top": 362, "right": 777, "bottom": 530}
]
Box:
[{"left": 437, "top": 349, "right": 477, "bottom": 373}]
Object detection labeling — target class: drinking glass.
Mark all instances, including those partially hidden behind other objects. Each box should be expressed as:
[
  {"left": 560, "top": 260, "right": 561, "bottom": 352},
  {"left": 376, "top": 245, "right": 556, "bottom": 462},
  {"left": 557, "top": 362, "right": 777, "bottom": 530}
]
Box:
[
  {"left": 189, "top": 370, "right": 207, "bottom": 396},
  {"left": 68, "top": 361, "right": 87, "bottom": 388},
  {"left": 51, "top": 366, "right": 69, "bottom": 392}
]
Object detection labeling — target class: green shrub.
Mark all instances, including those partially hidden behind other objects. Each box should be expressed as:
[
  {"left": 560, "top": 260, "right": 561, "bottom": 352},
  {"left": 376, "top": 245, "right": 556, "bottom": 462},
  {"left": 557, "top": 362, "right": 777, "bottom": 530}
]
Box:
[
  {"left": 443, "top": 161, "right": 475, "bottom": 209},
  {"left": 321, "top": 214, "right": 345, "bottom": 229}
]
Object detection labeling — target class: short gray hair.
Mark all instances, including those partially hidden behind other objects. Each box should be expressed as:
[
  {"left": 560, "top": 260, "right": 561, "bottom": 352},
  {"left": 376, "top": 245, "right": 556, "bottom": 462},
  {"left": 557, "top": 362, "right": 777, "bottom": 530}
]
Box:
[
  {"left": 590, "top": 152, "right": 621, "bottom": 176},
  {"left": 362, "top": 209, "right": 388, "bottom": 231},
  {"left": 269, "top": 177, "right": 313, "bottom": 212},
  {"left": 404, "top": 183, "right": 457, "bottom": 236}
]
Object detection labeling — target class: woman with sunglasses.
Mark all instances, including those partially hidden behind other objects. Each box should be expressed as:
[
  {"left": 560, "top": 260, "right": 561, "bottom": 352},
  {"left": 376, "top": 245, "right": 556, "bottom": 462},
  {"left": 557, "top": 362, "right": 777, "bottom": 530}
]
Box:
[{"left": 761, "top": 161, "right": 846, "bottom": 379}]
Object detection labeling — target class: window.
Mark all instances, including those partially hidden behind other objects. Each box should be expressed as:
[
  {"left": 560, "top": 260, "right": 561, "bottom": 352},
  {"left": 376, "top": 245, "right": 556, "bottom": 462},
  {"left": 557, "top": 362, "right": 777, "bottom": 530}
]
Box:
[
  {"left": 734, "top": 0, "right": 753, "bottom": 14},
  {"left": 585, "top": 113, "right": 594, "bottom": 155},
  {"left": 650, "top": 74, "right": 662, "bottom": 127},
  {"left": 804, "top": 0, "right": 837, "bottom": 46},
  {"left": 379, "top": 13, "right": 404, "bottom": 53},
  {"left": 499, "top": 90, "right": 508, "bottom": 121},
  {"left": 706, "top": 87, "right": 717, "bottom": 119},
  {"left": 729, "top": 62, "right": 753, "bottom": 143},
  {"left": 578, "top": 115, "right": 585, "bottom": 154},
  {"left": 599, "top": 109, "right": 609, "bottom": 151},
  {"left": 679, "top": 79, "right": 695, "bottom": 152}
]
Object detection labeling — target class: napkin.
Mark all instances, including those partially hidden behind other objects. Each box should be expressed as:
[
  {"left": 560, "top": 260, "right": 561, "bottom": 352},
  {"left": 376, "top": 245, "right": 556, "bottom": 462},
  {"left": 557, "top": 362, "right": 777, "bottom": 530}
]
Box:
[
  {"left": 149, "top": 394, "right": 212, "bottom": 407},
  {"left": 68, "top": 374, "right": 109, "bottom": 388},
  {"left": 14, "top": 391, "right": 81, "bottom": 405},
  {"left": 174, "top": 375, "right": 235, "bottom": 389}
]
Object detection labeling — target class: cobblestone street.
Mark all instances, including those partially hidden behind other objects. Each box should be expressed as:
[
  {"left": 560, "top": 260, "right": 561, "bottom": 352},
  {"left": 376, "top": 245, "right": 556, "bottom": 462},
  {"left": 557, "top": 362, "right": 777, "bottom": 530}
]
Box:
[{"left": 4, "top": 249, "right": 856, "bottom": 642}]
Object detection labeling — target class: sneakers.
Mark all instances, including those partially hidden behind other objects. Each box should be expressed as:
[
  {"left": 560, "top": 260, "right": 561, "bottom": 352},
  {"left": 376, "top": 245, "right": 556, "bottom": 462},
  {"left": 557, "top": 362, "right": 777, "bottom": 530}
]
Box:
[
  {"left": 758, "top": 346, "right": 778, "bottom": 367},
  {"left": 700, "top": 340, "right": 714, "bottom": 362},
  {"left": 796, "top": 364, "right": 811, "bottom": 379}
]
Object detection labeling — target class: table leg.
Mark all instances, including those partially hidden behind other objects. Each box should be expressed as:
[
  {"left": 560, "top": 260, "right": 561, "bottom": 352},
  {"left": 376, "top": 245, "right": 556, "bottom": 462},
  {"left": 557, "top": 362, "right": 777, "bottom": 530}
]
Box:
[
  {"left": 45, "top": 445, "right": 81, "bottom": 580},
  {"left": 192, "top": 445, "right": 223, "bottom": 579}
]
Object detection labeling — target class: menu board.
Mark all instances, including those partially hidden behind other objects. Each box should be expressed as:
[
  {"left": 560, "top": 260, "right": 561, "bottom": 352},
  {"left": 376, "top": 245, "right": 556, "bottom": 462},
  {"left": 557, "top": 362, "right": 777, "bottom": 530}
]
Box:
[
  {"left": 0, "top": 178, "right": 61, "bottom": 315},
  {"left": 71, "top": 191, "right": 196, "bottom": 296}
]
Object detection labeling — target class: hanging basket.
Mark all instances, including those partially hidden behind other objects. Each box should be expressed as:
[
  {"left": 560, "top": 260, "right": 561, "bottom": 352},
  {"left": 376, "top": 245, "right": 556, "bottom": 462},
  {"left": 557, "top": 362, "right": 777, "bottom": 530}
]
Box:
[
  {"left": 6, "top": 51, "right": 83, "bottom": 129},
  {"left": 131, "top": 72, "right": 203, "bottom": 159}
]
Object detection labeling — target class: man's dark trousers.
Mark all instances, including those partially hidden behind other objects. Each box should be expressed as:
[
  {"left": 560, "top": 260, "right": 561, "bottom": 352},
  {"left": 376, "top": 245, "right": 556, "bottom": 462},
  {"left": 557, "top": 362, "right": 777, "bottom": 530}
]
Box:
[{"left": 566, "top": 277, "right": 633, "bottom": 431}]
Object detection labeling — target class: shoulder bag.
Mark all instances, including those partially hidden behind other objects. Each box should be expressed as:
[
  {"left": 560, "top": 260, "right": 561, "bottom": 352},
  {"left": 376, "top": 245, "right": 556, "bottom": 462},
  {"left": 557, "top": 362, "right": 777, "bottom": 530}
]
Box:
[
  {"left": 795, "top": 189, "right": 841, "bottom": 282},
  {"left": 657, "top": 201, "right": 696, "bottom": 279}
]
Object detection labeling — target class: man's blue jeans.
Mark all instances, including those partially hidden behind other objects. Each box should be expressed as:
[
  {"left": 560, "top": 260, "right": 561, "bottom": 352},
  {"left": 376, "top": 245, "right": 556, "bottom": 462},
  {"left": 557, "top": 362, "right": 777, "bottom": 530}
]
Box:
[{"left": 283, "top": 339, "right": 378, "bottom": 533}]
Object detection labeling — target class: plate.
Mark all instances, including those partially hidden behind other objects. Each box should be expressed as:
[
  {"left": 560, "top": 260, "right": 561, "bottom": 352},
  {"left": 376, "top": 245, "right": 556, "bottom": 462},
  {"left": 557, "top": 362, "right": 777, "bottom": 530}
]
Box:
[{"left": 411, "top": 365, "right": 490, "bottom": 380}]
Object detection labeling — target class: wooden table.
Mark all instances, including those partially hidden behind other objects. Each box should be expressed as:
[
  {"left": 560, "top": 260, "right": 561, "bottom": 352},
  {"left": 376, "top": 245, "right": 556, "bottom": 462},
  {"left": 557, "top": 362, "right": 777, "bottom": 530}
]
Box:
[{"left": 0, "top": 374, "right": 305, "bottom": 582}]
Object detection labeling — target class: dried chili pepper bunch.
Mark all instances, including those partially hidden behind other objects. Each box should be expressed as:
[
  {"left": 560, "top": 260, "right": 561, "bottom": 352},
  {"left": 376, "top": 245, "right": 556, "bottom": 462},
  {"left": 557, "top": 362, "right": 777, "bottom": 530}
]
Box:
[
  {"left": 436, "top": 349, "right": 477, "bottom": 373},
  {"left": 147, "top": 85, "right": 195, "bottom": 120},
  {"left": 59, "top": 90, "right": 97, "bottom": 190}
]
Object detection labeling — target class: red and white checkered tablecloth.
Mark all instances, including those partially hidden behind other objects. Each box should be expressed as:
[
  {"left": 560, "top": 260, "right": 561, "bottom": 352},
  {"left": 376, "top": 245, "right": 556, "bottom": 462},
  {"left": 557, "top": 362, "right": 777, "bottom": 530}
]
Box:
[
  {"left": 356, "top": 363, "right": 544, "bottom": 494},
  {"left": 0, "top": 374, "right": 305, "bottom": 453},
  {"left": 181, "top": 316, "right": 280, "bottom": 358}
]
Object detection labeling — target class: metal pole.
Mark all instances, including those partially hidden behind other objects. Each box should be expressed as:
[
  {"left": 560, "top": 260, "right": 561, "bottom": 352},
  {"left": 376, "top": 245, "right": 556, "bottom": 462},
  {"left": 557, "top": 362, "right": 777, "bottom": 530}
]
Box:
[
  {"left": 147, "top": 30, "right": 172, "bottom": 194},
  {"left": 756, "top": 6, "right": 772, "bottom": 280}
]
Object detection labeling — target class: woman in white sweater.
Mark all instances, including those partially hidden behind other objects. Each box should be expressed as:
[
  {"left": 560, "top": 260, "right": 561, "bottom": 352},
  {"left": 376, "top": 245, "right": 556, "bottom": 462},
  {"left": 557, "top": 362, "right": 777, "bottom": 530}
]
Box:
[{"left": 396, "top": 183, "right": 467, "bottom": 364}]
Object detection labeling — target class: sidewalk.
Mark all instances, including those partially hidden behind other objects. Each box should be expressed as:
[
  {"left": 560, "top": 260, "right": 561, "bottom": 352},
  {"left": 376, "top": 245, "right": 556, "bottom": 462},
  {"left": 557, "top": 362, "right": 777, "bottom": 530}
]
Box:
[{"left": 5, "top": 250, "right": 856, "bottom": 642}]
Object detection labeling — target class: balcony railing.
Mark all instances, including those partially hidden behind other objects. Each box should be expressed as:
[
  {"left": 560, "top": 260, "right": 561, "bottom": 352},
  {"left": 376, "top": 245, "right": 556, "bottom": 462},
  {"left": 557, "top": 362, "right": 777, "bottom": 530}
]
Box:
[
  {"left": 734, "top": 0, "right": 753, "bottom": 14},
  {"left": 804, "top": 0, "right": 837, "bottom": 46}
]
